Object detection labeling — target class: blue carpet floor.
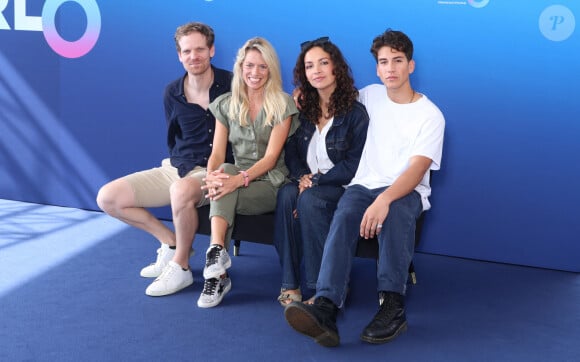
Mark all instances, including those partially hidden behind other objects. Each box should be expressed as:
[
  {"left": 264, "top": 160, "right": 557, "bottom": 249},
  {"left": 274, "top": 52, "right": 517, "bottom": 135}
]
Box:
[{"left": 1, "top": 199, "right": 579, "bottom": 361}]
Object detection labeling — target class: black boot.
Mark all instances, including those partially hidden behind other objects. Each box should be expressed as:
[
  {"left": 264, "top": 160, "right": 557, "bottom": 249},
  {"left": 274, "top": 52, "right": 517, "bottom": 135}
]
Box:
[
  {"left": 360, "top": 291, "right": 407, "bottom": 344},
  {"left": 284, "top": 296, "right": 340, "bottom": 347}
]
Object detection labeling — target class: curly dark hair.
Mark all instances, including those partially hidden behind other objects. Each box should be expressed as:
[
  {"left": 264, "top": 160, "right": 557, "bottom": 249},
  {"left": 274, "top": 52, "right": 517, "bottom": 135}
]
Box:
[
  {"left": 370, "top": 29, "right": 413, "bottom": 62},
  {"left": 293, "top": 39, "right": 358, "bottom": 125}
]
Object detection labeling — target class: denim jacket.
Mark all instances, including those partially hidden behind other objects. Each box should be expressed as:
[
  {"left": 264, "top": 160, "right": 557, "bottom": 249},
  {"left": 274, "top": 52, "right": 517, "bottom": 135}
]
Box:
[{"left": 285, "top": 100, "right": 369, "bottom": 186}]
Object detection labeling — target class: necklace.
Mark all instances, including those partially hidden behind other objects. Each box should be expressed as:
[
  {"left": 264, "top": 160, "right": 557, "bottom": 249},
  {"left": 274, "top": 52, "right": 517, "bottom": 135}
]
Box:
[
  {"left": 320, "top": 101, "right": 332, "bottom": 119},
  {"left": 409, "top": 90, "right": 415, "bottom": 103}
]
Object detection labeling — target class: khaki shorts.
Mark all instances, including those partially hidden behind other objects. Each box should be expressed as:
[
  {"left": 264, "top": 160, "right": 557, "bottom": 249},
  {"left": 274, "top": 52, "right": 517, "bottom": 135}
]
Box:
[{"left": 122, "top": 158, "right": 208, "bottom": 208}]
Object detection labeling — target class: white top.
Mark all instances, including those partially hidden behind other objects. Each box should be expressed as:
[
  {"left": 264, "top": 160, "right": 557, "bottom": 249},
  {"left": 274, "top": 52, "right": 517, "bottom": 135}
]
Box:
[
  {"left": 307, "top": 117, "right": 335, "bottom": 175},
  {"left": 350, "top": 84, "right": 445, "bottom": 210}
]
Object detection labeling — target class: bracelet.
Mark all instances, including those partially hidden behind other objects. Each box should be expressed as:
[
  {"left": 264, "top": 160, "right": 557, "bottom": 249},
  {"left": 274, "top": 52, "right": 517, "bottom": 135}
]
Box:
[{"left": 239, "top": 170, "right": 249, "bottom": 187}]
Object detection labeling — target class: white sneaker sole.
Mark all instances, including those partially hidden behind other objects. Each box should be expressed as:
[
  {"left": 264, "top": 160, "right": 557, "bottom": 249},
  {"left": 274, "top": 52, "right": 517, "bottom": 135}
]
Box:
[
  {"left": 145, "top": 278, "right": 193, "bottom": 297},
  {"left": 203, "top": 257, "right": 232, "bottom": 279},
  {"left": 140, "top": 264, "right": 164, "bottom": 278}
]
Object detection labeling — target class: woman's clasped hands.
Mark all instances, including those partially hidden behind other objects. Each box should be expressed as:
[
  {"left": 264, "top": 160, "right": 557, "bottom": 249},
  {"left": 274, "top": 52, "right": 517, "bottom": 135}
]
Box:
[{"left": 202, "top": 168, "right": 239, "bottom": 201}]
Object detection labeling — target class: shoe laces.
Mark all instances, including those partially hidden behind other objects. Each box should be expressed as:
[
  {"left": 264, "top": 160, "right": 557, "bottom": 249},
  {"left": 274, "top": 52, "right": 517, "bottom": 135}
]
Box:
[
  {"left": 205, "top": 246, "right": 222, "bottom": 267},
  {"left": 154, "top": 247, "right": 163, "bottom": 262},
  {"left": 157, "top": 263, "right": 176, "bottom": 281},
  {"left": 155, "top": 246, "right": 171, "bottom": 263},
  {"left": 201, "top": 278, "right": 219, "bottom": 296},
  {"left": 376, "top": 296, "right": 401, "bottom": 320}
]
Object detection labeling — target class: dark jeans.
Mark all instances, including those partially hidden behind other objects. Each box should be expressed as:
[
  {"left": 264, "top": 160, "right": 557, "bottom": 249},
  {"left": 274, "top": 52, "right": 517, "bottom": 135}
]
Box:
[
  {"left": 273, "top": 182, "right": 345, "bottom": 291},
  {"left": 316, "top": 184, "right": 422, "bottom": 308}
]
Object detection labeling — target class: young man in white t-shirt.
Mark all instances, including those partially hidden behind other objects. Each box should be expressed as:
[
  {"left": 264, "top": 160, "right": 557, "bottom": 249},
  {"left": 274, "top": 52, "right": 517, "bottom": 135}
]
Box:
[{"left": 284, "top": 29, "right": 445, "bottom": 347}]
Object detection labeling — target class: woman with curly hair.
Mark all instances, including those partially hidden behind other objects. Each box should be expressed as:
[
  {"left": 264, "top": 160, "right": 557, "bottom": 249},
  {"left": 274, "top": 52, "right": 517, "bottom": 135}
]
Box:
[{"left": 273, "top": 37, "right": 369, "bottom": 306}]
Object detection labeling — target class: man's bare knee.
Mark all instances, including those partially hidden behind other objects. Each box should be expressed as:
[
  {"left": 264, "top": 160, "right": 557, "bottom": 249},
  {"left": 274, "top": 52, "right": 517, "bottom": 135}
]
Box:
[
  {"left": 170, "top": 178, "right": 202, "bottom": 207},
  {"left": 96, "top": 184, "right": 115, "bottom": 213},
  {"left": 96, "top": 180, "right": 133, "bottom": 216}
]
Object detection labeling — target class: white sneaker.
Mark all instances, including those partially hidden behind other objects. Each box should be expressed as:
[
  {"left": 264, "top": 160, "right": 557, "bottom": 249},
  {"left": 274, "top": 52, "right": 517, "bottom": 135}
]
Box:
[
  {"left": 197, "top": 276, "right": 232, "bottom": 308},
  {"left": 140, "top": 245, "right": 195, "bottom": 278},
  {"left": 203, "top": 244, "right": 231, "bottom": 279},
  {"left": 145, "top": 261, "right": 193, "bottom": 296}
]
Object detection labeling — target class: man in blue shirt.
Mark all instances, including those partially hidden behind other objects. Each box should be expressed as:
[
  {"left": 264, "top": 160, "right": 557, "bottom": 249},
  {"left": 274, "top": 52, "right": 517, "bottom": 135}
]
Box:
[{"left": 96, "top": 22, "right": 232, "bottom": 297}]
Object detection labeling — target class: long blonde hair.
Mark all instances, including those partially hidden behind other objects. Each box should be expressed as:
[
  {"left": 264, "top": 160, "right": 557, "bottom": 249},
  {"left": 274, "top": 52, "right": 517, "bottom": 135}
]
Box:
[{"left": 229, "top": 37, "right": 287, "bottom": 127}]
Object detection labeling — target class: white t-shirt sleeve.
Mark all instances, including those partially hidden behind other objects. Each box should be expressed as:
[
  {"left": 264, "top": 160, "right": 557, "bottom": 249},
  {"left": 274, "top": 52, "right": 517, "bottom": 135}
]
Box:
[{"left": 411, "top": 103, "right": 445, "bottom": 171}]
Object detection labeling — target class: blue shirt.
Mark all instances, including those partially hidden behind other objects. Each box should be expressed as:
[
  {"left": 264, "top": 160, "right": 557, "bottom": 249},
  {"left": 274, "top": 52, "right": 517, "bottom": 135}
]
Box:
[{"left": 163, "top": 66, "right": 233, "bottom": 177}]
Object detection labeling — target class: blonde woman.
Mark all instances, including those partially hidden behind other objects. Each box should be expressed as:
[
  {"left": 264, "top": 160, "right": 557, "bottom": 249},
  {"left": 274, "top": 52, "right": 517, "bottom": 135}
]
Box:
[{"left": 199, "top": 37, "right": 299, "bottom": 308}]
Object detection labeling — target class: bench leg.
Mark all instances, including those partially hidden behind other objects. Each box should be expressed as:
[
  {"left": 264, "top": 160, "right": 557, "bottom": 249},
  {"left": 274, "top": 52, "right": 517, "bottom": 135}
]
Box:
[
  {"left": 408, "top": 261, "right": 417, "bottom": 285},
  {"left": 234, "top": 239, "right": 241, "bottom": 256}
]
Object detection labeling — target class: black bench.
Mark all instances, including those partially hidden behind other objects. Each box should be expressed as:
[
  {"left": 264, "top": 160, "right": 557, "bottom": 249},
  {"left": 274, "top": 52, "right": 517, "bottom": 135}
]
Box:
[{"left": 195, "top": 205, "right": 424, "bottom": 284}]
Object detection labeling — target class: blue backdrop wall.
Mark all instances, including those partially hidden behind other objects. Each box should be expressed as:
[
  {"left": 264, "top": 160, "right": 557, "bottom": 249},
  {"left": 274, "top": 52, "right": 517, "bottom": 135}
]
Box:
[{"left": 1, "top": 0, "right": 579, "bottom": 272}]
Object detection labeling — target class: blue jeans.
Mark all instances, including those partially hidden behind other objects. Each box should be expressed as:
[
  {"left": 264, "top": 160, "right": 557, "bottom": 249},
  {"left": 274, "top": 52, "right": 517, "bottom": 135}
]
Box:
[
  {"left": 316, "top": 184, "right": 422, "bottom": 308},
  {"left": 273, "top": 182, "right": 345, "bottom": 291}
]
